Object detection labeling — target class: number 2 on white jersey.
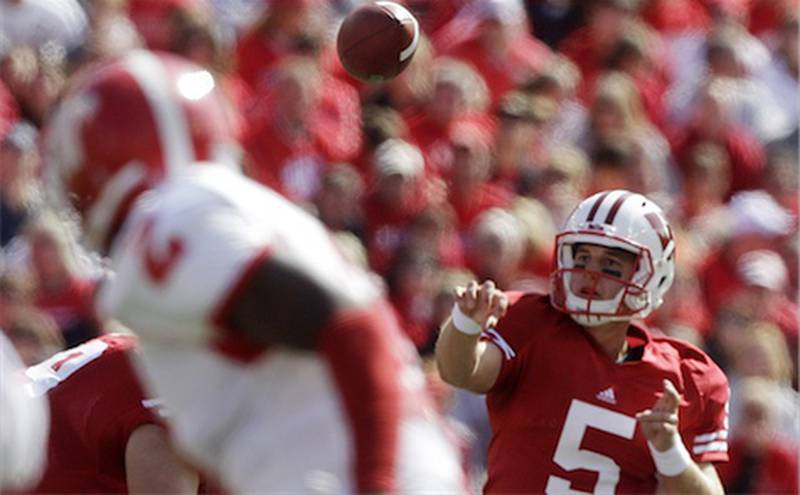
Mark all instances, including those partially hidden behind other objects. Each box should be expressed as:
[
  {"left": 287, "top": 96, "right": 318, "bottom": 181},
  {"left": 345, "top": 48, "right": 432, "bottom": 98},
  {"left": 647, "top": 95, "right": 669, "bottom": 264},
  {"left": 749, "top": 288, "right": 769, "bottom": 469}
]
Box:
[{"left": 546, "top": 399, "right": 637, "bottom": 495}]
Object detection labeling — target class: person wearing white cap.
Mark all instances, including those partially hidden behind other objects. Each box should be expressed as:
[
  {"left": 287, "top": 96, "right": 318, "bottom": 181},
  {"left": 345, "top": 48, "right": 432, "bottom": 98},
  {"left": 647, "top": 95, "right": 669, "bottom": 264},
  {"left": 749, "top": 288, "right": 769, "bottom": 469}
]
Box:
[{"left": 736, "top": 249, "right": 789, "bottom": 293}]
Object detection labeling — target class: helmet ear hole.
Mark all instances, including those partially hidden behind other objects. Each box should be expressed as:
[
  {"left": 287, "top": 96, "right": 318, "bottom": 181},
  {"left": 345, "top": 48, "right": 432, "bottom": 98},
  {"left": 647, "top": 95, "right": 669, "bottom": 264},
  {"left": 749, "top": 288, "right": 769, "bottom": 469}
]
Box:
[{"left": 657, "top": 275, "right": 668, "bottom": 288}]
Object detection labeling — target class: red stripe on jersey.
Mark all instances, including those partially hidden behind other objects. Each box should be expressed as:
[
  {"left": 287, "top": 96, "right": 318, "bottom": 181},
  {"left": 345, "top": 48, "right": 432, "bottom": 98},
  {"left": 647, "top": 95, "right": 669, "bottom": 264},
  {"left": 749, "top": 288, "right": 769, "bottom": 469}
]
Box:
[
  {"left": 586, "top": 191, "right": 611, "bottom": 222},
  {"left": 318, "top": 303, "right": 403, "bottom": 492},
  {"left": 604, "top": 192, "right": 633, "bottom": 225},
  {"left": 210, "top": 247, "right": 272, "bottom": 362}
]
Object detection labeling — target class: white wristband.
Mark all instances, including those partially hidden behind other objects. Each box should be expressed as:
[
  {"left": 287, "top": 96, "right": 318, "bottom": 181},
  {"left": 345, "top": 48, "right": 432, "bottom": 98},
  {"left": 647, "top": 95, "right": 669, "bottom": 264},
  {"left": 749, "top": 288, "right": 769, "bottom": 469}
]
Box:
[
  {"left": 451, "top": 303, "right": 483, "bottom": 335},
  {"left": 647, "top": 438, "right": 692, "bottom": 477}
]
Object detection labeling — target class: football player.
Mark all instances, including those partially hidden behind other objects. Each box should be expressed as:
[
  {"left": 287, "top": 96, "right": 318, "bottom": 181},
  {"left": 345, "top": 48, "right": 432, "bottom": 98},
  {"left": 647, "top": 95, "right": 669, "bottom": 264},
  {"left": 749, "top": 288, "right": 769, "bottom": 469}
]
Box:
[
  {"left": 436, "top": 190, "right": 729, "bottom": 493},
  {"left": 42, "top": 50, "right": 462, "bottom": 492},
  {"left": 0, "top": 332, "right": 48, "bottom": 490},
  {"left": 23, "top": 333, "right": 198, "bottom": 493}
]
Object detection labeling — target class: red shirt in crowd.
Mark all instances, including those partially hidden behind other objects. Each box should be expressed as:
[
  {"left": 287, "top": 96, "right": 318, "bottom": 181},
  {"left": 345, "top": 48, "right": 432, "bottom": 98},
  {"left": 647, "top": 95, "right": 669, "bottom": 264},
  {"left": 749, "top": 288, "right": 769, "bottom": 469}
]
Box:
[
  {"left": 244, "top": 75, "right": 361, "bottom": 201},
  {"left": 641, "top": 0, "right": 710, "bottom": 33},
  {"left": 434, "top": 17, "right": 551, "bottom": 107},
  {"left": 672, "top": 123, "right": 766, "bottom": 198}
]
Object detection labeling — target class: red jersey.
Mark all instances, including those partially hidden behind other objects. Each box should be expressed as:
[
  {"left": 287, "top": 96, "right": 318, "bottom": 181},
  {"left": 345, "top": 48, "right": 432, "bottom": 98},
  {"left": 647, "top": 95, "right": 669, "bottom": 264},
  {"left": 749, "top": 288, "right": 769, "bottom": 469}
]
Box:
[
  {"left": 481, "top": 292, "right": 730, "bottom": 494},
  {"left": 24, "top": 334, "right": 157, "bottom": 493}
]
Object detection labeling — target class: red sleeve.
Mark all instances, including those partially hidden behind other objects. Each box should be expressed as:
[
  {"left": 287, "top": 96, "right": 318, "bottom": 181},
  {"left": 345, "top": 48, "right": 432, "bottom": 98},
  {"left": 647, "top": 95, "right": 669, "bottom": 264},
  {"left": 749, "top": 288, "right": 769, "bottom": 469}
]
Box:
[
  {"left": 680, "top": 353, "right": 730, "bottom": 464},
  {"left": 317, "top": 303, "right": 404, "bottom": 492},
  {"left": 89, "top": 349, "right": 159, "bottom": 465},
  {"left": 482, "top": 291, "right": 546, "bottom": 393}
]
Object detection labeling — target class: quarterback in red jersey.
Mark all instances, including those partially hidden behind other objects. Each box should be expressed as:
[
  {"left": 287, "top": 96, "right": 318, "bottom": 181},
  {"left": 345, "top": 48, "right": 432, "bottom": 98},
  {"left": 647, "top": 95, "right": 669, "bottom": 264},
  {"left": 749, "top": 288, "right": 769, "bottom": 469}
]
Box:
[
  {"left": 437, "top": 189, "right": 729, "bottom": 494},
  {"left": 23, "top": 334, "right": 197, "bottom": 493}
]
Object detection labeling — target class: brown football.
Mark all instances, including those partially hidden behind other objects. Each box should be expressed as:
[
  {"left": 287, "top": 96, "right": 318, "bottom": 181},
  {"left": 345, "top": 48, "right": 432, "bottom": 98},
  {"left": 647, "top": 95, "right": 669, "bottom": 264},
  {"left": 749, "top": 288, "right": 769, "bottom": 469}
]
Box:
[{"left": 336, "top": 1, "right": 420, "bottom": 82}]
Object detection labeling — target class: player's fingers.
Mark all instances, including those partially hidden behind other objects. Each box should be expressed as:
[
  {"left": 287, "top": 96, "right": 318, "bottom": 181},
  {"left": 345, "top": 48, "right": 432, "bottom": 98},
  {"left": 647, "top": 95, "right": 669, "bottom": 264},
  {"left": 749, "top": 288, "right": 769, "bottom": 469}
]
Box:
[
  {"left": 636, "top": 411, "right": 679, "bottom": 425},
  {"left": 478, "top": 280, "right": 495, "bottom": 309},
  {"left": 496, "top": 291, "right": 509, "bottom": 316},
  {"left": 459, "top": 281, "right": 478, "bottom": 311},
  {"left": 467, "top": 280, "right": 479, "bottom": 302},
  {"left": 655, "top": 379, "right": 681, "bottom": 413}
]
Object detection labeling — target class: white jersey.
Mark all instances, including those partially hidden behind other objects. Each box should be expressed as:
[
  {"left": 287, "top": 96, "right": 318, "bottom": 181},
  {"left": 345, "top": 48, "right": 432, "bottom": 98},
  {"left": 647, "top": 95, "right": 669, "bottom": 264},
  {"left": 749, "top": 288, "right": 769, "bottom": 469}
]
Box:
[
  {"left": 97, "top": 164, "right": 462, "bottom": 493},
  {"left": 0, "top": 333, "right": 49, "bottom": 490}
]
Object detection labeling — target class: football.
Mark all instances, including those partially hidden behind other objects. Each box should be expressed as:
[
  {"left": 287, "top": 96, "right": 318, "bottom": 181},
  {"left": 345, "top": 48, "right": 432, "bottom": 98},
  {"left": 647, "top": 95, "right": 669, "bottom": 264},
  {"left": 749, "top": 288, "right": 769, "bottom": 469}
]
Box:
[{"left": 336, "top": 1, "right": 420, "bottom": 82}]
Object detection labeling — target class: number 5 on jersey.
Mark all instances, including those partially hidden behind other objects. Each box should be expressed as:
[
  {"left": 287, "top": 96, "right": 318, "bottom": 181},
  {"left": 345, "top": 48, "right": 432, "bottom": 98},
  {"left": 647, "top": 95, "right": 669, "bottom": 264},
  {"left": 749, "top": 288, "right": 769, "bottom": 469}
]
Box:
[{"left": 546, "top": 399, "right": 637, "bottom": 495}]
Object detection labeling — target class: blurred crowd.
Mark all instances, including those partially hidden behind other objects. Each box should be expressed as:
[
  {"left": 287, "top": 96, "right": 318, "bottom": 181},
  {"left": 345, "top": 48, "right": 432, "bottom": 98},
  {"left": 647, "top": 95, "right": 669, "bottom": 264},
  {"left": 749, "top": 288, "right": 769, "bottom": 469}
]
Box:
[{"left": 0, "top": 0, "right": 797, "bottom": 492}]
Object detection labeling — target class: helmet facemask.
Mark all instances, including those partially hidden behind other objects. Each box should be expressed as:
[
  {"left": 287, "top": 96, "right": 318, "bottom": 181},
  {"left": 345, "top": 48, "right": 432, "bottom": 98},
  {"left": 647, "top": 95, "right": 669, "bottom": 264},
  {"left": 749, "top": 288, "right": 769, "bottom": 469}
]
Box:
[{"left": 551, "top": 232, "right": 659, "bottom": 326}]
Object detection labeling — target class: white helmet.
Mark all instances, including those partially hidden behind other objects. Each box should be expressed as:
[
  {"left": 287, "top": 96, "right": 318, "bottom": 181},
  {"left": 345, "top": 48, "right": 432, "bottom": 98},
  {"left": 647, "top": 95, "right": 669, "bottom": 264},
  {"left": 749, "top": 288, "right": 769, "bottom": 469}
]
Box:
[{"left": 551, "top": 190, "right": 676, "bottom": 326}]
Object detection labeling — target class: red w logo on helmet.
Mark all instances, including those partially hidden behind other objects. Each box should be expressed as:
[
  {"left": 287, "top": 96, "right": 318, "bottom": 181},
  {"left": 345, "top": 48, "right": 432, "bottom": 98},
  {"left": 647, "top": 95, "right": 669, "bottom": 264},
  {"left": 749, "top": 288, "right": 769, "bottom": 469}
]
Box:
[{"left": 645, "top": 213, "right": 672, "bottom": 249}]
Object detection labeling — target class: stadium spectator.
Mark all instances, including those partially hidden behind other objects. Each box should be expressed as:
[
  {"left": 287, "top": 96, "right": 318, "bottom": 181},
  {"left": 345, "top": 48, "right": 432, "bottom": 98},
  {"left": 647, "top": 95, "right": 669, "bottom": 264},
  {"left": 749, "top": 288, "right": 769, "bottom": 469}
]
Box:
[
  {"left": 465, "top": 207, "right": 526, "bottom": 290},
  {"left": 697, "top": 191, "right": 794, "bottom": 319},
  {"left": 580, "top": 72, "right": 674, "bottom": 199},
  {"left": 678, "top": 141, "right": 731, "bottom": 225},
  {"left": 386, "top": 250, "right": 441, "bottom": 349},
  {"left": 447, "top": 125, "right": 512, "bottom": 232},
  {"left": 235, "top": 0, "right": 327, "bottom": 90},
  {"left": 522, "top": 54, "right": 587, "bottom": 148},
  {"left": 23, "top": 211, "right": 101, "bottom": 348},
  {"left": 525, "top": 144, "right": 590, "bottom": 226},
  {"left": 509, "top": 197, "right": 557, "bottom": 282},
  {"left": 0, "top": 44, "right": 67, "bottom": 127},
  {"left": 437, "top": 190, "right": 729, "bottom": 493},
  {"left": 313, "top": 162, "right": 365, "bottom": 238},
  {"left": 671, "top": 78, "right": 767, "bottom": 197},
  {"left": 559, "top": 0, "right": 638, "bottom": 101},
  {"left": 492, "top": 91, "right": 557, "bottom": 189},
  {"left": 523, "top": 0, "right": 584, "bottom": 49},
  {"left": 3, "top": 306, "right": 63, "bottom": 366},
  {"left": 726, "top": 323, "right": 799, "bottom": 441},
  {"left": 717, "top": 377, "right": 799, "bottom": 494},
  {"left": 363, "top": 138, "right": 429, "bottom": 273},
  {"left": 407, "top": 57, "right": 491, "bottom": 177},
  {"left": 434, "top": 0, "right": 551, "bottom": 107},
  {"left": 602, "top": 20, "right": 670, "bottom": 131},
  {"left": 587, "top": 139, "right": 645, "bottom": 194},
  {"left": 0, "top": 121, "right": 40, "bottom": 247},
  {"left": 0, "top": 0, "right": 88, "bottom": 53},
  {"left": 244, "top": 55, "right": 361, "bottom": 202}
]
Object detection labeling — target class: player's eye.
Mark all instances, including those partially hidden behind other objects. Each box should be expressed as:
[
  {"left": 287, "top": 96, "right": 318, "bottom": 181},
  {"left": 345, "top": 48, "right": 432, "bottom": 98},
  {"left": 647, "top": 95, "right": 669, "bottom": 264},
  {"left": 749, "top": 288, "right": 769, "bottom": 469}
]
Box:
[{"left": 602, "top": 268, "right": 623, "bottom": 278}]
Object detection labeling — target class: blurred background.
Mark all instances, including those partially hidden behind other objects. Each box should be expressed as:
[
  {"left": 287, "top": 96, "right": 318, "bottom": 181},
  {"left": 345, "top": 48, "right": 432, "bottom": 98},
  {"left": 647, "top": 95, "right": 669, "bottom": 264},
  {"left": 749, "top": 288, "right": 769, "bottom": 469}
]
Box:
[{"left": 0, "top": 0, "right": 797, "bottom": 492}]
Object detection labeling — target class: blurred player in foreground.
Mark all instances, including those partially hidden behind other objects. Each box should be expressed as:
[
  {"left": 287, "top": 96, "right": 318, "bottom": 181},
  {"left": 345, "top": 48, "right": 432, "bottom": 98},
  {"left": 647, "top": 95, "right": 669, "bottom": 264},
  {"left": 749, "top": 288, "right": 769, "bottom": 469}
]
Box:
[
  {"left": 23, "top": 333, "right": 198, "bottom": 493},
  {"left": 42, "top": 50, "right": 462, "bottom": 492},
  {"left": 0, "top": 331, "right": 48, "bottom": 491},
  {"left": 437, "top": 190, "right": 729, "bottom": 493}
]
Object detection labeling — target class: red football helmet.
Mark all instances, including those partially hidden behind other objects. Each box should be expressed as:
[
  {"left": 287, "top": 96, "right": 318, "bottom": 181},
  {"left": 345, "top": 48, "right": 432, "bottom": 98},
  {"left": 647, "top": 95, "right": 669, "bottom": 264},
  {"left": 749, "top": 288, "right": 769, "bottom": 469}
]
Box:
[{"left": 43, "top": 50, "right": 240, "bottom": 251}]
